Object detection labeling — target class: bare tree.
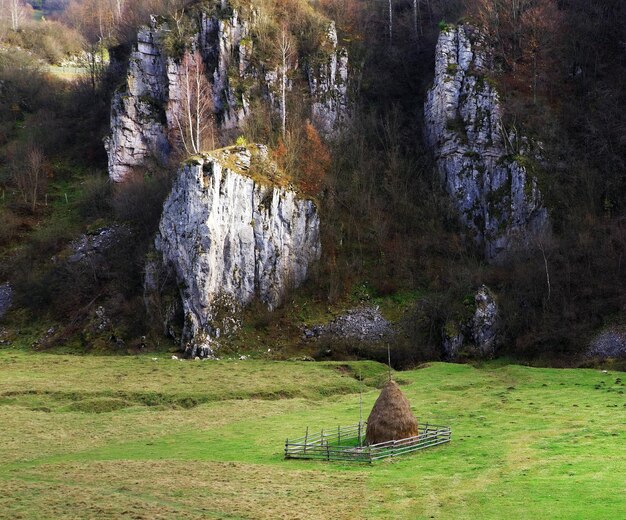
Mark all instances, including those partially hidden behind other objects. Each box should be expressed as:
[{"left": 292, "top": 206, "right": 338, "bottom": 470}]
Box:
[
  {"left": 413, "top": 0, "right": 423, "bottom": 38},
  {"left": 9, "top": 0, "right": 26, "bottom": 31},
  {"left": 13, "top": 145, "right": 48, "bottom": 212},
  {"left": 278, "top": 25, "right": 294, "bottom": 140},
  {"left": 173, "top": 50, "right": 215, "bottom": 155},
  {"left": 111, "top": 0, "right": 126, "bottom": 21},
  {"left": 0, "top": 0, "right": 7, "bottom": 42},
  {"left": 388, "top": 0, "right": 393, "bottom": 45}
]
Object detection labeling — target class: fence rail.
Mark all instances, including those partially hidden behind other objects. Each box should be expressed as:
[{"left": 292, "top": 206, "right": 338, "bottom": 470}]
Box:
[{"left": 285, "top": 422, "right": 451, "bottom": 463}]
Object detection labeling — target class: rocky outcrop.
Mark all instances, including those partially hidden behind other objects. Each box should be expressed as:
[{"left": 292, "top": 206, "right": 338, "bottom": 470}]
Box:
[
  {"left": 200, "top": 10, "right": 251, "bottom": 129},
  {"left": 105, "top": 12, "right": 253, "bottom": 183},
  {"left": 106, "top": 7, "right": 350, "bottom": 182},
  {"left": 308, "top": 22, "right": 350, "bottom": 135},
  {"left": 424, "top": 24, "right": 549, "bottom": 260},
  {"left": 155, "top": 145, "right": 321, "bottom": 358},
  {"left": 442, "top": 285, "right": 502, "bottom": 359},
  {"left": 105, "top": 17, "right": 171, "bottom": 182}
]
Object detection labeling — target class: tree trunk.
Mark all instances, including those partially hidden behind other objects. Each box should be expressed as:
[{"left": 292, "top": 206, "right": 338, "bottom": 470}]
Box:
[
  {"left": 388, "top": 0, "right": 393, "bottom": 45},
  {"left": 278, "top": 27, "right": 292, "bottom": 140}
]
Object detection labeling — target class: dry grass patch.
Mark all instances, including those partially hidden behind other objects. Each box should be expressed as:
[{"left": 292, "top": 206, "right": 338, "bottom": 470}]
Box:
[{"left": 1, "top": 460, "right": 368, "bottom": 520}]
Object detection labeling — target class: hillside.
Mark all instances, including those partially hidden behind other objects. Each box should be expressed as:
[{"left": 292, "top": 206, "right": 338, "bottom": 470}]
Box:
[
  {"left": 0, "top": 352, "right": 624, "bottom": 518},
  {"left": 1, "top": 1, "right": 626, "bottom": 365}
]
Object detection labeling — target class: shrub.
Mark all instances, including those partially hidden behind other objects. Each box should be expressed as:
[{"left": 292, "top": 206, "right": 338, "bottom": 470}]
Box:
[
  {"left": 5, "top": 21, "right": 84, "bottom": 64},
  {"left": 111, "top": 168, "right": 171, "bottom": 236},
  {"left": 0, "top": 209, "right": 22, "bottom": 246},
  {"left": 75, "top": 173, "right": 112, "bottom": 220}
]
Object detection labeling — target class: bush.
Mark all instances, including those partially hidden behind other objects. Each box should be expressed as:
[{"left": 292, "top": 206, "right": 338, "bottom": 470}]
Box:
[
  {"left": 111, "top": 168, "right": 171, "bottom": 236},
  {"left": 75, "top": 173, "right": 112, "bottom": 220},
  {"left": 0, "top": 209, "right": 22, "bottom": 246},
  {"left": 5, "top": 21, "right": 85, "bottom": 64}
]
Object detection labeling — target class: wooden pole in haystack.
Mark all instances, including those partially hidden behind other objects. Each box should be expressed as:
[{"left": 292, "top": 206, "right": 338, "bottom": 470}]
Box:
[{"left": 358, "top": 370, "right": 363, "bottom": 447}]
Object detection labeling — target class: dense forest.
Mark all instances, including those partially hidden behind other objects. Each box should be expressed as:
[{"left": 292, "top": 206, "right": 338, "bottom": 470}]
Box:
[{"left": 0, "top": 0, "right": 625, "bottom": 368}]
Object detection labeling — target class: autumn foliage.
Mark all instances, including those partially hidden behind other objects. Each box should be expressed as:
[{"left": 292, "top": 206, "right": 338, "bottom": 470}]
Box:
[
  {"left": 297, "top": 123, "right": 331, "bottom": 196},
  {"left": 465, "top": 0, "right": 563, "bottom": 101},
  {"left": 272, "top": 123, "right": 330, "bottom": 196}
]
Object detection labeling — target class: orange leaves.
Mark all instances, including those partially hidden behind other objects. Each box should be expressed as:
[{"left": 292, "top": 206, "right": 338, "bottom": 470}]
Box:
[
  {"left": 297, "top": 122, "right": 331, "bottom": 196},
  {"left": 272, "top": 122, "right": 331, "bottom": 196}
]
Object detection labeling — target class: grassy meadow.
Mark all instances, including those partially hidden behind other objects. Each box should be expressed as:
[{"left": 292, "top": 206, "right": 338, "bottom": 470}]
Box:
[{"left": 0, "top": 350, "right": 624, "bottom": 519}]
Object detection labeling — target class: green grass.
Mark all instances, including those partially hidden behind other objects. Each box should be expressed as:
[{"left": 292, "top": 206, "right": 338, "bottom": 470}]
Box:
[{"left": 0, "top": 351, "right": 624, "bottom": 519}]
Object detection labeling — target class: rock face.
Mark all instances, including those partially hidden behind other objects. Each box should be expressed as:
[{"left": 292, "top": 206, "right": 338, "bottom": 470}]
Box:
[
  {"left": 201, "top": 10, "right": 251, "bottom": 129},
  {"left": 308, "top": 22, "right": 350, "bottom": 135},
  {"left": 424, "top": 24, "right": 549, "bottom": 260},
  {"left": 442, "top": 285, "right": 501, "bottom": 359},
  {"left": 105, "top": 17, "right": 171, "bottom": 182},
  {"left": 106, "top": 7, "right": 350, "bottom": 182},
  {"left": 155, "top": 145, "right": 321, "bottom": 358}
]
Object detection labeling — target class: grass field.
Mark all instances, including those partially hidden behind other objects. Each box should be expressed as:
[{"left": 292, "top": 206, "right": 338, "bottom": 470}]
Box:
[{"left": 0, "top": 350, "right": 624, "bottom": 519}]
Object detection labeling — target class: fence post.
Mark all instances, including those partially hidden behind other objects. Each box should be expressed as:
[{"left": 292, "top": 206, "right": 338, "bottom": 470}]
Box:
[
  {"left": 338, "top": 425, "right": 341, "bottom": 446},
  {"left": 326, "top": 441, "right": 330, "bottom": 461},
  {"left": 304, "top": 426, "right": 309, "bottom": 454},
  {"left": 285, "top": 437, "right": 288, "bottom": 458}
]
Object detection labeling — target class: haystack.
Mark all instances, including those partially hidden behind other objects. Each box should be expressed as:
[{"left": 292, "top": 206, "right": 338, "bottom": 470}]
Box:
[{"left": 365, "top": 380, "right": 418, "bottom": 445}]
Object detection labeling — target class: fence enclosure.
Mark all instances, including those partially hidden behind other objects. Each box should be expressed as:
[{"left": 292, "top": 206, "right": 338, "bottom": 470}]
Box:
[{"left": 285, "top": 422, "right": 451, "bottom": 463}]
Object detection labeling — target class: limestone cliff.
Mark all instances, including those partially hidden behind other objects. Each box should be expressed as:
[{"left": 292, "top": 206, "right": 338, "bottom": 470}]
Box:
[
  {"left": 200, "top": 9, "right": 251, "bottom": 129},
  {"left": 104, "top": 17, "right": 171, "bottom": 182},
  {"left": 155, "top": 145, "right": 321, "bottom": 358},
  {"left": 424, "top": 24, "right": 549, "bottom": 260},
  {"left": 106, "top": 5, "right": 350, "bottom": 182},
  {"left": 308, "top": 21, "right": 350, "bottom": 135}
]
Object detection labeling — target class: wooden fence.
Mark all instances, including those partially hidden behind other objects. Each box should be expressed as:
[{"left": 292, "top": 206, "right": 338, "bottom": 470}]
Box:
[{"left": 285, "top": 422, "right": 451, "bottom": 463}]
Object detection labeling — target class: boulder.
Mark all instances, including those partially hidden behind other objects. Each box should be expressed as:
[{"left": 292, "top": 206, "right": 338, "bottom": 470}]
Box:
[{"left": 441, "top": 285, "right": 502, "bottom": 359}]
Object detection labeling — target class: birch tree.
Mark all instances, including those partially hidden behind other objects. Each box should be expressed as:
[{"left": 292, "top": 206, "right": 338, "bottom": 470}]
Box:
[
  {"left": 13, "top": 145, "right": 48, "bottom": 212},
  {"left": 9, "top": 0, "right": 26, "bottom": 31},
  {"left": 173, "top": 51, "right": 215, "bottom": 155},
  {"left": 413, "top": 0, "right": 423, "bottom": 38},
  {"left": 278, "top": 25, "right": 294, "bottom": 140},
  {"left": 0, "top": 0, "right": 6, "bottom": 41},
  {"left": 112, "top": 0, "right": 126, "bottom": 21}
]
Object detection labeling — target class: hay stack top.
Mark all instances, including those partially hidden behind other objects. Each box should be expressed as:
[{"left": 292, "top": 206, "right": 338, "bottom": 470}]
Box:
[{"left": 366, "top": 380, "right": 419, "bottom": 445}]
